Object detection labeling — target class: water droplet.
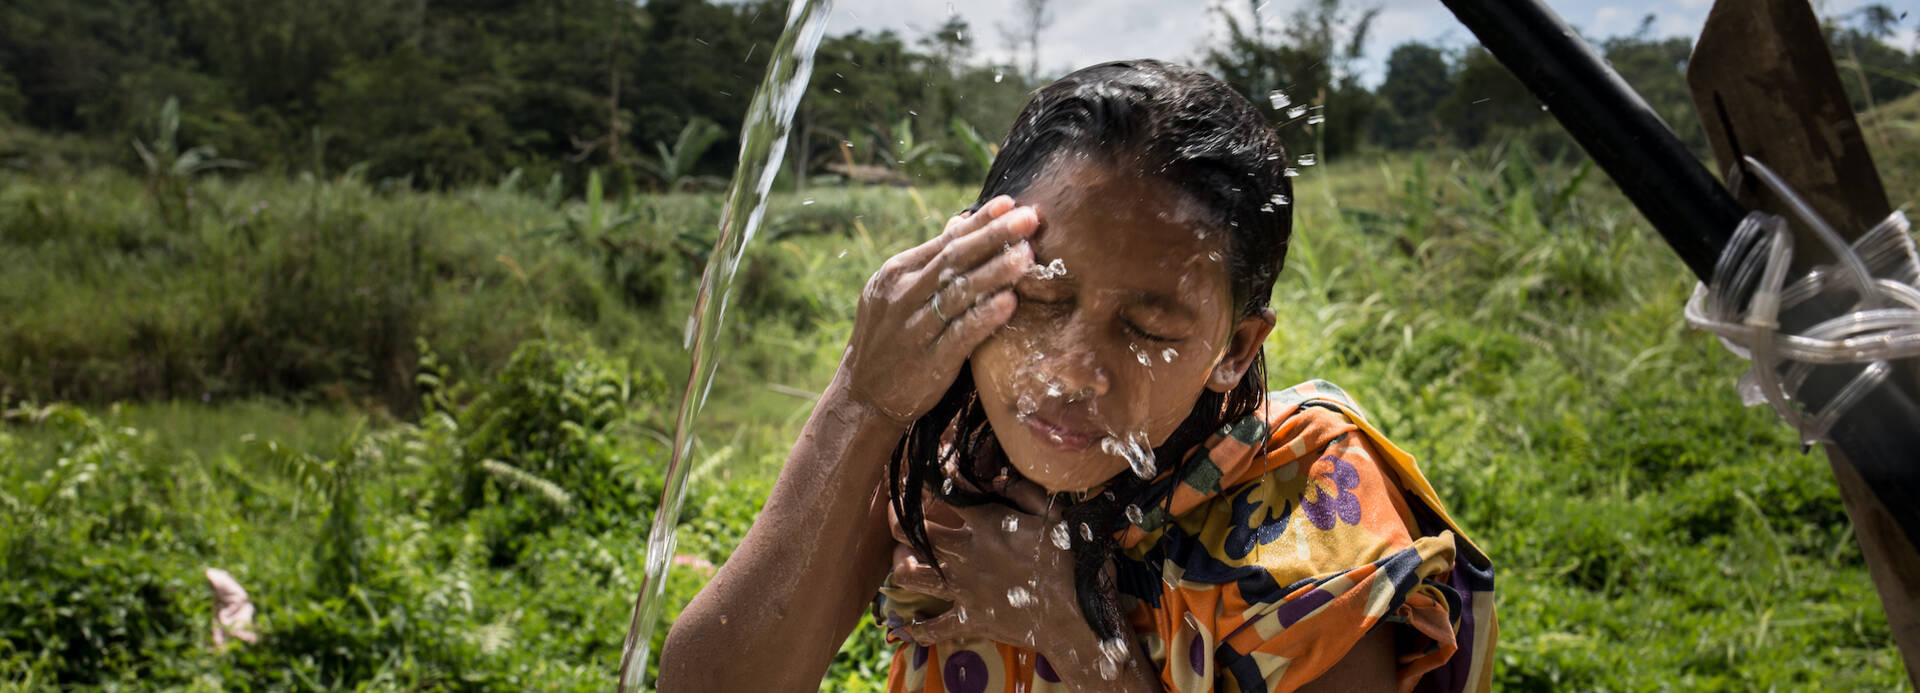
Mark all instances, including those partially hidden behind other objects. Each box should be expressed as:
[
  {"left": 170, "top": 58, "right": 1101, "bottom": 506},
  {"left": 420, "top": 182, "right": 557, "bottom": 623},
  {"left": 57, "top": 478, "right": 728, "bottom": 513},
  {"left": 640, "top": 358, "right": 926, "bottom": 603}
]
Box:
[
  {"left": 1097, "top": 636, "right": 1129, "bottom": 680},
  {"left": 994, "top": 72, "right": 1005, "bottom": 83},
  {"left": 1134, "top": 348, "right": 1151, "bottom": 367},
  {"left": 836, "top": 249, "right": 847, "bottom": 258},
  {"left": 1207, "top": 251, "right": 1222, "bottom": 262},
  {"left": 1124, "top": 504, "right": 1144, "bottom": 525},
  {"left": 1051, "top": 521, "right": 1072, "bottom": 549},
  {"left": 942, "top": 478, "right": 955, "bottom": 495},
  {"left": 1298, "top": 154, "right": 1316, "bottom": 166},
  {"left": 1160, "top": 348, "right": 1177, "bottom": 363},
  {"left": 1101, "top": 431, "right": 1157, "bottom": 479},
  {"left": 1271, "top": 193, "right": 1290, "bottom": 206},
  {"left": 1017, "top": 392, "right": 1039, "bottom": 415},
  {"left": 1006, "top": 586, "right": 1035, "bottom": 607},
  {"left": 1079, "top": 522, "right": 1094, "bottom": 543},
  {"left": 955, "top": 606, "right": 968, "bottom": 623},
  {"left": 1306, "top": 114, "right": 1326, "bottom": 125},
  {"left": 1267, "top": 90, "right": 1291, "bottom": 110},
  {"left": 802, "top": 198, "right": 816, "bottom": 205},
  {"left": 1001, "top": 515, "right": 1019, "bottom": 533},
  {"left": 1540, "top": 103, "right": 1550, "bottom": 112},
  {"left": 1286, "top": 105, "right": 1309, "bottom": 119},
  {"left": 1283, "top": 168, "right": 1300, "bottom": 178}
]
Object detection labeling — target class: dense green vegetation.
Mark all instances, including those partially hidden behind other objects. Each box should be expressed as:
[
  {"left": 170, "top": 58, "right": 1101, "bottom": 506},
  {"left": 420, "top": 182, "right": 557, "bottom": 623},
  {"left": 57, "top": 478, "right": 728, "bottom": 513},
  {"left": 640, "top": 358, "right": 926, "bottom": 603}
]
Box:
[
  {"left": 4, "top": 0, "right": 1919, "bottom": 690},
  {"left": 4, "top": 0, "right": 1914, "bottom": 191},
  {"left": 5, "top": 87, "right": 1918, "bottom": 686}
]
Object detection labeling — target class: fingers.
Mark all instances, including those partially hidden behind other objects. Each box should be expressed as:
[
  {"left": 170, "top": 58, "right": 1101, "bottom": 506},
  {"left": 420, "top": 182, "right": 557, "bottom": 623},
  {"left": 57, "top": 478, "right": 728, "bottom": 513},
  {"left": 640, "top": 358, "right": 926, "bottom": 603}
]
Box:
[
  {"left": 891, "top": 544, "right": 956, "bottom": 599},
  {"left": 927, "top": 240, "right": 1033, "bottom": 327},
  {"left": 910, "top": 205, "right": 1040, "bottom": 299},
  {"left": 886, "top": 197, "right": 1015, "bottom": 277},
  {"left": 929, "top": 290, "right": 1018, "bottom": 362},
  {"left": 906, "top": 609, "right": 973, "bottom": 645},
  {"left": 943, "top": 195, "right": 1015, "bottom": 240}
]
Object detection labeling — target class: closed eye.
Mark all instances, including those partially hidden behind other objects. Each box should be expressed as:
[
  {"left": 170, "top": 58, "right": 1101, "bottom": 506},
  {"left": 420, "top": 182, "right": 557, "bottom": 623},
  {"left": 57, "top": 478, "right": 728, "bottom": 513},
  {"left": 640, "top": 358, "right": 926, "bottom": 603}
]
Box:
[{"left": 1127, "top": 322, "right": 1179, "bottom": 343}]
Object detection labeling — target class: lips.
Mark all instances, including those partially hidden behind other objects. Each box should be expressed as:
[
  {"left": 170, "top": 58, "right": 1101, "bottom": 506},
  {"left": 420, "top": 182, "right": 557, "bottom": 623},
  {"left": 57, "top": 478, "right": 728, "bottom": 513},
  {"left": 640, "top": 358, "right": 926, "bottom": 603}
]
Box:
[{"left": 1021, "top": 411, "right": 1101, "bottom": 452}]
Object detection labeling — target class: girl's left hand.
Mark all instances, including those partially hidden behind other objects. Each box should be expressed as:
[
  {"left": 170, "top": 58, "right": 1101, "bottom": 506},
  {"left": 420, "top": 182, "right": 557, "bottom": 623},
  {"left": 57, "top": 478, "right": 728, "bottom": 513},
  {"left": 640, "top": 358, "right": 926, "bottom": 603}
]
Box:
[{"left": 889, "top": 480, "right": 1160, "bottom": 690}]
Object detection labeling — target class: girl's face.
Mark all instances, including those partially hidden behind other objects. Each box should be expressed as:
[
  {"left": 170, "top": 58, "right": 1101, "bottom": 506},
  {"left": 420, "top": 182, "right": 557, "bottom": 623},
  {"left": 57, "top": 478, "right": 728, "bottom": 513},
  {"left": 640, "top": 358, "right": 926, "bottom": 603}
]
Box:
[{"left": 971, "top": 158, "right": 1274, "bottom": 494}]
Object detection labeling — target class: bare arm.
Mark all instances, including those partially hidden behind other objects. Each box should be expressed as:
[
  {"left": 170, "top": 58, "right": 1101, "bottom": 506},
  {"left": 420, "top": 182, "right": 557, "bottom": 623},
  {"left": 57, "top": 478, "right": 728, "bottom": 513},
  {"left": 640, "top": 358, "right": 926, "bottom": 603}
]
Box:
[
  {"left": 1297, "top": 623, "right": 1398, "bottom": 692},
  {"left": 658, "top": 197, "right": 1039, "bottom": 691},
  {"left": 657, "top": 377, "right": 902, "bottom": 691}
]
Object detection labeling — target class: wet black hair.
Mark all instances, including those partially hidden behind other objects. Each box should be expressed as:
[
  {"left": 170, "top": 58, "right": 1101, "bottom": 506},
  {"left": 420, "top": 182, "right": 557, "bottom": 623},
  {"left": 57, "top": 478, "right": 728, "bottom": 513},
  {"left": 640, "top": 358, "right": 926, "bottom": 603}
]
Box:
[{"left": 888, "top": 59, "right": 1293, "bottom": 650}]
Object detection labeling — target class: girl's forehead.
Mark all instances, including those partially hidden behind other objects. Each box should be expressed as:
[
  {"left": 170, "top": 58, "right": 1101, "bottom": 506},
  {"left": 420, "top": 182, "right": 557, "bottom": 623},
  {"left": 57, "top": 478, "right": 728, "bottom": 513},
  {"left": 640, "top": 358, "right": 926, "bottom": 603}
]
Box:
[{"left": 1022, "top": 168, "right": 1233, "bottom": 312}]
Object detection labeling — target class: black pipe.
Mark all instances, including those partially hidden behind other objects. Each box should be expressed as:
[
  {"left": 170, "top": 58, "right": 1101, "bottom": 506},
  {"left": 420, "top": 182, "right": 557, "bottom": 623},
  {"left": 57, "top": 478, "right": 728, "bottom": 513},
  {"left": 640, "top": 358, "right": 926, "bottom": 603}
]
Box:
[
  {"left": 1438, "top": 0, "right": 1920, "bottom": 558},
  {"left": 1437, "top": 0, "right": 1745, "bottom": 282}
]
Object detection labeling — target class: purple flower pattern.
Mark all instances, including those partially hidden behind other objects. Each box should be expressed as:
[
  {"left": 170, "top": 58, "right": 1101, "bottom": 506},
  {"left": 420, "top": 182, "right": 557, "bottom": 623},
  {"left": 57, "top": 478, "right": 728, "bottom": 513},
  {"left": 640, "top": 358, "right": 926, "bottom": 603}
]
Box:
[{"left": 1301, "top": 454, "right": 1362, "bottom": 530}]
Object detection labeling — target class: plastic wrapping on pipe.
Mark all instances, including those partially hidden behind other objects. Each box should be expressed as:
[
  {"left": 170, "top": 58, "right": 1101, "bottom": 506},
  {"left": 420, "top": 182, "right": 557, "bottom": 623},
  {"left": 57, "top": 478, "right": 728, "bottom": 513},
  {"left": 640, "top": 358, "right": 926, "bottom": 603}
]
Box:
[{"left": 1684, "top": 157, "right": 1920, "bottom": 445}]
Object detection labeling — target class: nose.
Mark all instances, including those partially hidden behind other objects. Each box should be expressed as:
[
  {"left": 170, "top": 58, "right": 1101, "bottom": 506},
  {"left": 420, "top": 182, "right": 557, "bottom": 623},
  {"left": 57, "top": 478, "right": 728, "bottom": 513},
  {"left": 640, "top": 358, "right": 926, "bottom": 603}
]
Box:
[{"left": 1038, "top": 325, "right": 1110, "bottom": 401}]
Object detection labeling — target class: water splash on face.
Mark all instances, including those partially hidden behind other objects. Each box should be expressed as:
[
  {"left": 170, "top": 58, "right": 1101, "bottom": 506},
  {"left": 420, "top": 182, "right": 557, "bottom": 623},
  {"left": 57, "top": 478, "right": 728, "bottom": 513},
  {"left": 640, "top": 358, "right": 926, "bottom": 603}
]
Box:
[
  {"left": 1159, "top": 347, "right": 1178, "bottom": 363},
  {"left": 1124, "top": 504, "right": 1144, "bottom": 525},
  {"left": 1029, "top": 257, "right": 1067, "bottom": 280},
  {"left": 941, "top": 477, "right": 955, "bottom": 496},
  {"left": 1050, "top": 521, "right": 1072, "bottom": 550},
  {"left": 1097, "top": 636, "right": 1129, "bottom": 680},
  {"left": 1006, "top": 585, "right": 1035, "bottom": 608},
  {"left": 1001, "top": 515, "right": 1019, "bottom": 533},
  {"left": 1100, "top": 430, "right": 1157, "bottom": 479}
]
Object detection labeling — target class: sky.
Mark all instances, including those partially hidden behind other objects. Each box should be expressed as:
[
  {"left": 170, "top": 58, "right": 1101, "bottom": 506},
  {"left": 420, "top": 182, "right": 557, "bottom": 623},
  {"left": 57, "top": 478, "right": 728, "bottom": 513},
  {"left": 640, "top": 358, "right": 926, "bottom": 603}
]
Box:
[{"left": 809, "top": 0, "right": 1920, "bottom": 87}]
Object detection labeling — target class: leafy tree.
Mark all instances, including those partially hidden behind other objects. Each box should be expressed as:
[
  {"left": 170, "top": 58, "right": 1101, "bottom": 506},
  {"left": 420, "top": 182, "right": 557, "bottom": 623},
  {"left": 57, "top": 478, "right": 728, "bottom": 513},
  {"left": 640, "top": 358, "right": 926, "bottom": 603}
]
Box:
[
  {"left": 920, "top": 15, "right": 974, "bottom": 74},
  {"left": 1435, "top": 46, "right": 1544, "bottom": 148},
  {"left": 999, "top": 0, "right": 1055, "bottom": 82},
  {"left": 1371, "top": 42, "right": 1451, "bottom": 150},
  {"left": 1205, "top": 0, "right": 1379, "bottom": 160}
]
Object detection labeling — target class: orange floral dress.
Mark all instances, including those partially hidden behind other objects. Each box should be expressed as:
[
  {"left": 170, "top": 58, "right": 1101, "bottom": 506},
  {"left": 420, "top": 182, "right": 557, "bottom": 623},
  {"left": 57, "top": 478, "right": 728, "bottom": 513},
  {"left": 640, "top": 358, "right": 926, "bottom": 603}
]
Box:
[{"left": 873, "top": 380, "right": 1496, "bottom": 693}]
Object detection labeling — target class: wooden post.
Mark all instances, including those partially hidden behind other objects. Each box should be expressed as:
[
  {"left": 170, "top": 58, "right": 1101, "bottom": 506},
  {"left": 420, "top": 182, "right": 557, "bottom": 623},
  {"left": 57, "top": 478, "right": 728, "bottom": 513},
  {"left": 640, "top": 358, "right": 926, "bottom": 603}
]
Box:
[{"left": 1688, "top": 0, "right": 1920, "bottom": 684}]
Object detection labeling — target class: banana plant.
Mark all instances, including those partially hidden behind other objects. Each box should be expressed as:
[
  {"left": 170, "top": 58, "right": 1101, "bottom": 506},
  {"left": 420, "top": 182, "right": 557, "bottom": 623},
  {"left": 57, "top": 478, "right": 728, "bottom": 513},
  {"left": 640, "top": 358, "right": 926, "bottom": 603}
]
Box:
[
  {"left": 950, "top": 117, "right": 999, "bottom": 178},
  {"left": 130, "top": 97, "right": 245, "bottom": 230},
  {"left": 887, "top": 116, "right": 961, "bottom": 179},
  {"left": 637, "top": 117, "right": 726, "bottom": 192}
]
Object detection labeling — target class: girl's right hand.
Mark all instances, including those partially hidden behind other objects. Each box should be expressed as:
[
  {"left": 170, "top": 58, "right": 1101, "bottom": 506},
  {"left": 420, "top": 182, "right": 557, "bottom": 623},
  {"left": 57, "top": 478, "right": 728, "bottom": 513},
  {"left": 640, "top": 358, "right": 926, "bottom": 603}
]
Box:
[{"left": 839, "top": 195, "right": 1039, "bottom": 427}]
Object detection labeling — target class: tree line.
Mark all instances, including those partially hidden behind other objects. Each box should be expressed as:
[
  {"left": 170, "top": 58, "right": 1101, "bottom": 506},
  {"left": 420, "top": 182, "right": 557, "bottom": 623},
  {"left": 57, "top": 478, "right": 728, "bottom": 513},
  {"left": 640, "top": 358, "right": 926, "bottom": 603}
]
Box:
[{"left": 0, "top": 0, "right": 1912, "bottom": 190}]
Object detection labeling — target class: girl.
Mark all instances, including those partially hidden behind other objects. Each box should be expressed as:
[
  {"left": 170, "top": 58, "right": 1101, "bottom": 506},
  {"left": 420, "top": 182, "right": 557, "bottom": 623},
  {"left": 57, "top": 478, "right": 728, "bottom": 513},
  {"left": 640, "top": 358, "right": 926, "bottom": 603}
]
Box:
[{"left": 659, "top": 60, "right": 1494, "bottom": 693}]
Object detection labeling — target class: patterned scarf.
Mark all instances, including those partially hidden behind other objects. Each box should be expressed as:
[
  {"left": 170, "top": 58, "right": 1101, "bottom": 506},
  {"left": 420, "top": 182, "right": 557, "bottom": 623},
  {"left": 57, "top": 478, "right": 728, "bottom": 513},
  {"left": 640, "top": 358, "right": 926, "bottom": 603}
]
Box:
[{"left": 875, "top": 380, "right": 1496, "bottom": 693}]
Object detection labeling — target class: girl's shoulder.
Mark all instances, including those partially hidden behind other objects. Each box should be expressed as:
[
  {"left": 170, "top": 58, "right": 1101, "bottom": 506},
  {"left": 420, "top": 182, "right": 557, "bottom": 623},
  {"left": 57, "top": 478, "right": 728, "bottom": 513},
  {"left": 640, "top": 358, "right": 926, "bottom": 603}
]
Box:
[{"left": 1115, "top": 379, "right": 1487, "bottom": 594}]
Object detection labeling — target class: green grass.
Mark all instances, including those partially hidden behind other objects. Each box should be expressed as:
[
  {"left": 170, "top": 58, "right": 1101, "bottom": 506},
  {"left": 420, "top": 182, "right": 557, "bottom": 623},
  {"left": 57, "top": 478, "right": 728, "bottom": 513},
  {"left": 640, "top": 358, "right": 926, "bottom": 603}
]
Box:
[{"left": 1, "top": 124, "right": 1914, "bottom": 689}]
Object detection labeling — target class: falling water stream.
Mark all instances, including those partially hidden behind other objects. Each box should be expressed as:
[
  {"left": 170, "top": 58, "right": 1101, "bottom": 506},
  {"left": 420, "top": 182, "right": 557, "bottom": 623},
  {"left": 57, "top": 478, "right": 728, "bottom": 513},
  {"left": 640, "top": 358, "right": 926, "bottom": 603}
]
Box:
[{"left": 614, "top": 1, "right": 832, "bottom": 689}]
